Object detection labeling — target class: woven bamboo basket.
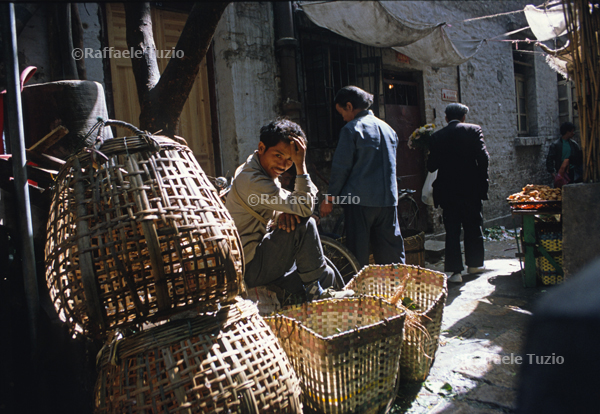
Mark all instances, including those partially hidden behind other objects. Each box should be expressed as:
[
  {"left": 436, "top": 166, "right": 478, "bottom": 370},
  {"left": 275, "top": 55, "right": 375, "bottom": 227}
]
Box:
[
  {"left": 94, "top": 298, "right": 302, "bottom": 413},
  {"left": 345, "top": 264, "right": 447, "bottom": 382},
  {"left": 264, "top": 296, "right": 406, "bottom": 414},
  {"left": 44, "top": 120, "right": 244, "bottom": 339}
]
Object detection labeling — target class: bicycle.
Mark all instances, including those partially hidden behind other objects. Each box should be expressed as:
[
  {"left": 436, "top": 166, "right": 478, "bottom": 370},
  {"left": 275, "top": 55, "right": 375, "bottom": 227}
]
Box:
[
  {"left": 397, "top": 188, "right": 420, "bottom": 231},
  {"left": 320, "top": 234, "right": 361, "bottom": 284}
]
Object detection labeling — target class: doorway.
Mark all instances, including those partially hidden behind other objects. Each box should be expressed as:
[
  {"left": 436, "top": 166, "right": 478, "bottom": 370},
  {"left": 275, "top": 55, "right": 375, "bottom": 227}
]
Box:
[{"left": 383, "top": 73, "right": 427, "bottom": 231}]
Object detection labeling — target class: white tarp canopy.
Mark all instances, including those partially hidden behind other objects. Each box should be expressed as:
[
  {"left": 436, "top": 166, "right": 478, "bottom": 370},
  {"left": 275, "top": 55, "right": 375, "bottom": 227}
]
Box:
[
  {"left": 523, "top": 3, "right": 567, "bottom": 41},
  {"left": 299, "top": 1, "right": 484, "bottom": 67},
  {"left": 523, "top": 3, "right": 570, "bottom": 78}
]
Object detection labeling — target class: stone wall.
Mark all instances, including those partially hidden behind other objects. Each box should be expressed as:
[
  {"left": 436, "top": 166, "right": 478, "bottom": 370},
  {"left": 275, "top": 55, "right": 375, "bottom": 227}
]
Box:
[{"left": 376, "top": 1, "right": 563, "bottom": 234}]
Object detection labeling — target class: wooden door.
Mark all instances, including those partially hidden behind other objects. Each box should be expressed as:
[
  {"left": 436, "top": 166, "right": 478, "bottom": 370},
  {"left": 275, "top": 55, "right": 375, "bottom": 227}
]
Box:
[
  {"left": 106, "top": 3, "right": 216, "bottom": 175},
  {"left": 383, "top": 78, "right": 427, "bottom": 231}
]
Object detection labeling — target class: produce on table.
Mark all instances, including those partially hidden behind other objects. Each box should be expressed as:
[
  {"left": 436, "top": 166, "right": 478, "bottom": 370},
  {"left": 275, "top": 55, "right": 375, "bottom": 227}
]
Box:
[{"left": 507, "top": 184, "right": 562, "bottom": 202}]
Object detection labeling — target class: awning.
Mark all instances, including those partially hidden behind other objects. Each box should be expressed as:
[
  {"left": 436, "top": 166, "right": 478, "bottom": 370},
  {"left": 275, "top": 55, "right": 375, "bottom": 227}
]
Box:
[
  {"left": 523, "top": 3, "right": 571, "bottom": 78},
  {"left": 299, "top": 1, "right": 484, "bottom": 67},
  {"left": 523, "top": 3, "right": 567, "bottom": 41}
]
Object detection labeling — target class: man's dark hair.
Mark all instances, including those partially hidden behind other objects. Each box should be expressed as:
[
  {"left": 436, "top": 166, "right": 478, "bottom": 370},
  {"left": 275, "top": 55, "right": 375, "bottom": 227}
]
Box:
[
  {"left": 259, "top": 118, "right": 307, "bottom": 150},
  {"left": 334, "top": 86, "right": 373, "bottom": 110},
  {"left": 560, "top": 121, "right": 576, "bottom": 136},
  {"left": 445, "top": 103, "right": 469, "bottom": 121}
]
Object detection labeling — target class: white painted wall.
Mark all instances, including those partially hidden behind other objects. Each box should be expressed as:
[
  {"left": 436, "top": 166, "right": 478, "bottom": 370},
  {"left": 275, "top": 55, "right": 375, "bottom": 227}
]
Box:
[
  {"left": 77, "top": 3, "right": 105, "bottom": 86},
  {"left": 212, "top": 2, "right": 281, "bottom": 176}
]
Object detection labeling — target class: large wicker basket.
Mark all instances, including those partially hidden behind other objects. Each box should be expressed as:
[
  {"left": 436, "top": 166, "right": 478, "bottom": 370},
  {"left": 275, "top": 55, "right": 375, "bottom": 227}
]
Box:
[
  {"left": 264, "top": 296, "right": 406, "bottom": 414},
  {"left": 94, "top": 298, "right": 302, "bottom": 413},
  {"left": 346, "top": 264, "right": 447, "bottom": 382},
  {"left": 45, "top": 121, "right": 243, "bottom": 339}
]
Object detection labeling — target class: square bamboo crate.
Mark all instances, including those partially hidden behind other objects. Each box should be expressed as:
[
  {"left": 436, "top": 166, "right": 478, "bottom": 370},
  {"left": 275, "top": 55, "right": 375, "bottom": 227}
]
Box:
[
  {"left": 264, "top": 296, "right": 405, "bottom": 414},
  {"left": 535, "top": 227, "right": 564, "bottom": 285},
  {"left": 345, "top": 264, "right": 447, "bottom": 382}
]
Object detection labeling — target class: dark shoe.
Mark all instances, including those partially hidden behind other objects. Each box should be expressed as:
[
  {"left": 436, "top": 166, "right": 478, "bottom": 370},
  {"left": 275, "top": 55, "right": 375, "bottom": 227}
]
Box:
[{"left": 305, "top": 279, "right": 323, "bottom": 302}]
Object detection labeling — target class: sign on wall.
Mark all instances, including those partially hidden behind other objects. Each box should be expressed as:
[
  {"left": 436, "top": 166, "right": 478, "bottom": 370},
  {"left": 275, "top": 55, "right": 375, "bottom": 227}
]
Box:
[{"left": 441, "top": 89, "right": 458, "bottom": 102}]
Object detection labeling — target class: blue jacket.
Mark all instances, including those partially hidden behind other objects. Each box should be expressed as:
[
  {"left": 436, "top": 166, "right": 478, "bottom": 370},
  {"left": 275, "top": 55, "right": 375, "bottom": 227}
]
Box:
[{"left": 328, "top": 110, "right": 398, "bottom": 207}]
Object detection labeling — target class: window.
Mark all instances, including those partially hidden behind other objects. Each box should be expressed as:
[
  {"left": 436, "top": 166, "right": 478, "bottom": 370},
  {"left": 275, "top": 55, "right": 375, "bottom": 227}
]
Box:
[
  {"left": 298, "top": 22, "right": 382, "bottom": 149},
  {"left": 558, "top": 76, "right": 577, "bottom": 126},
  {"left": 515, "top": 74, "right": 528, "bottom": 134},
  {"left": 513, "top": 39, "right": 536, "bottom": 136}
]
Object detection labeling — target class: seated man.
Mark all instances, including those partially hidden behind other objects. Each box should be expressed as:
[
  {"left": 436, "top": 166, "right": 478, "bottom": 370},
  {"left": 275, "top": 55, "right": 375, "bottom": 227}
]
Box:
[{"left": 225, "top": 118, "right": 352, "bottom": 301}]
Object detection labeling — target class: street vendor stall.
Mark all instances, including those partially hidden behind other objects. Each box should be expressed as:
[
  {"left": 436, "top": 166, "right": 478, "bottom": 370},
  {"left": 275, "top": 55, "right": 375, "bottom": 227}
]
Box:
[{"left": 508, "top": 185, "right": 563, "bottom": 288}]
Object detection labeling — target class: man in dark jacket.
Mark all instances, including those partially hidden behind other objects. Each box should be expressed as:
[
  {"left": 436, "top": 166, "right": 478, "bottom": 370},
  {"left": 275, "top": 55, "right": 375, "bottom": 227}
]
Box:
[
  {"left": 546, "top": 121, "right": 583, "bottom": 185},
  {"left": 427, "top": 103, "right": 490, "bottom": 283}
]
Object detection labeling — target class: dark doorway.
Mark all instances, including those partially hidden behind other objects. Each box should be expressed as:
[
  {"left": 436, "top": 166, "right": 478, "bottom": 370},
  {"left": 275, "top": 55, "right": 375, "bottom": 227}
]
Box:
[{"left": 383, "top": 73, "right": 427, "bottom": 231}]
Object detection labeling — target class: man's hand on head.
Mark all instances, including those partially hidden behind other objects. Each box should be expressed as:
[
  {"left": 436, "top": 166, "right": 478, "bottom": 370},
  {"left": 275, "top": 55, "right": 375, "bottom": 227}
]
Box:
[
  {"left": 289, "top": 134, "right": 307, "bottom": 175},
  {"left": 278, "top": 212, "right": 301, "bottom": 233}
]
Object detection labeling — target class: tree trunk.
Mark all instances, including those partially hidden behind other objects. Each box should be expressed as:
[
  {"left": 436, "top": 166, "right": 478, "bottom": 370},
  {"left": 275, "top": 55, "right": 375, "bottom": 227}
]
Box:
[
  {"left": 123, "top": 2, "right": 160, "bottom": 103},
  {"left": 125, "top": 2, "right": 230, "bottom": 137}
]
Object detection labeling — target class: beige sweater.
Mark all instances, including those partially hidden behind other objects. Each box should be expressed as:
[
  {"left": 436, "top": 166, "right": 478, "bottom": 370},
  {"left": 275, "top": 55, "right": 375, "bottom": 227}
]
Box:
[{"left": 225, "top": 151, "right": 318, "bottom": 263}]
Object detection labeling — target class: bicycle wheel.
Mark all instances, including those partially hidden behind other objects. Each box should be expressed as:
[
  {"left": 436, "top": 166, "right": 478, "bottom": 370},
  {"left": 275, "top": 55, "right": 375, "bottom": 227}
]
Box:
[
  {"left": 397, "top": 196, "right": 420, "bottom": 231},
  {"left": 320, "top": 235, "right": 361, "bottom": 284}
]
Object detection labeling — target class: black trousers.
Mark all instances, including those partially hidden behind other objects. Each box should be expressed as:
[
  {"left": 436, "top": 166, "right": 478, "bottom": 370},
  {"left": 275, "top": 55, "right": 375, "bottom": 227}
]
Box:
[
  {"left": 441, "top": 198, "right": 485, "bottom": 273},
  {"left": 344, "top": 205, "right": 406, "bottom": 268}
]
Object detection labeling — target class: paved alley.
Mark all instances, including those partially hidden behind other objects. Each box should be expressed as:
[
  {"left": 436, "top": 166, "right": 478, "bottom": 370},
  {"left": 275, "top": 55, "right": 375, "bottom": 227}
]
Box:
[{"left": 392, "top": 238, "right": 548, "bottom": 413}]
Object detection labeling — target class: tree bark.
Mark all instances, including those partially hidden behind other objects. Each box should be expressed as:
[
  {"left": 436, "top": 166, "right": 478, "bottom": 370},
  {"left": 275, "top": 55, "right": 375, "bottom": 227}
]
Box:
[
  {"left": 125, "top": 2, "right": 230, "bottom": 137},
  {"left": 124, "top": 2, "right": 160, "bottom": 104}
]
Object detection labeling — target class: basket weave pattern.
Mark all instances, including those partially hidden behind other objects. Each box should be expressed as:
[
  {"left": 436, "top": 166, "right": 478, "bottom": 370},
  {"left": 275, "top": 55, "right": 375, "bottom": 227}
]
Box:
[
  {"left": 346, "top": 264, "right": 447, "bottom": 382},
  {"left": 264, "top": 296, "right": 405, "bottom": 414},
  {"left": 94, "top": 299, "right": 302, "bottom": 413},
  {"left": 45, "top": 135, "right": 243, "bottom": 338}
]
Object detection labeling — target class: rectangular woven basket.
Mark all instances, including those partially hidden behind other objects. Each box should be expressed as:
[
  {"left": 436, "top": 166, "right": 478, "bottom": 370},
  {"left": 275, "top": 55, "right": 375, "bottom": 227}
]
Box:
[
  {"left": 345, "top": 264, "right": 447, "bottom": 382},
  {"left": 264, "top": 296, "right": 406, "bottom": 414}
]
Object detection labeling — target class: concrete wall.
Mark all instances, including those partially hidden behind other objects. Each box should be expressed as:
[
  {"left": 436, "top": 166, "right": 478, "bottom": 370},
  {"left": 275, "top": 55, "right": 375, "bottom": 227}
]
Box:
[
  {"left": 562, "top": 183, "right": 600, "bottom": 278},
  {"left": 213, "top": 2, "right": 281, "bottom": 176},
  {"left": 16, "top": 3, "right": 105, "bottom": 88},
  {"left": 15, "top": 4, "right": 51, "bottom": 85},
  {"left": 78, "top": 3, "right": 105, "bottom": 86}
]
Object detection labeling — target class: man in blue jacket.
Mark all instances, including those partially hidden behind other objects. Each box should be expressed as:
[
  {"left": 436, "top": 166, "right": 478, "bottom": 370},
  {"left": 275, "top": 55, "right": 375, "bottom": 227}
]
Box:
[
  {"left": 320, "top": 86, "right": 405, "bottom": 268},
  {"left": 427, "top": 103, "right": 490, "bottom": 283}
]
